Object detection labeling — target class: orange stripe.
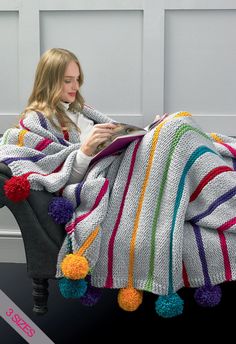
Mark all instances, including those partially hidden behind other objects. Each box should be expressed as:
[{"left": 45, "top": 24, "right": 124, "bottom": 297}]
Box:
[
  {"left": 210, "top": 133, "right": 223, "bottom": 143},
  {"left": 76, "top": 226, "right": 100, "bottom": 256},
  {"left": 17, "top": 129, "right": 28, "bottom": 146},
  {"left": 128, "top": 111, "right": 192, "bottom": 287}
]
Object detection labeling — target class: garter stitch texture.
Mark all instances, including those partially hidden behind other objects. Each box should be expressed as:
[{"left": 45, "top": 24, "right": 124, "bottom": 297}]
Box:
[{"left": 1, "top": 107, "right": 236, "bottom": 317}]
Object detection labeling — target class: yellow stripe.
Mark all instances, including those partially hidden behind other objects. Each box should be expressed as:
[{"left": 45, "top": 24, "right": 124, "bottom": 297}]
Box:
[
  {"left": 210, "top": 133, "right": 223, "bottom": 143},
  {"left": 76, "top": 226, "right": 100, "bottom": 256},
  {"left": 17, "top": 130, "right": 28, "bottom": 146},
  {"left": 175, "top": 111, "right": 192, "bottom": 118},
  {"left": 128, "top": 111, "right": 192, "bottom": 287}
]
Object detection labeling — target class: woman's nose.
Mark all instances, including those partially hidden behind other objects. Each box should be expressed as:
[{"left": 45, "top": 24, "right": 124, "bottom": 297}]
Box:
[{"left": 72, "top": 80, "right": 79, "bottom": 90}]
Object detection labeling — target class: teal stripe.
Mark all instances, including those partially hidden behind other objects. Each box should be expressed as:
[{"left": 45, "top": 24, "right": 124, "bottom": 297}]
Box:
[
  {"left": 168, "top": 146, "right": 218, "bottom": 293},
  {"left": 145, "top": 124, "right": 213, "bottom": 292}
]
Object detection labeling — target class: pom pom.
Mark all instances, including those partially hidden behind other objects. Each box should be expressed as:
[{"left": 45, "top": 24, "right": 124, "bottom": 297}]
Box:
[
  {"left": 79, "top": 285, "right": 103, "bottom": 306},
  {"left": 194, "top": 285, "right": 222, "bottom": 307},
  {"left": 48, "top": 196, "right": 74, "bottom": 224},
  {"left": 58, "top": 277, "right": 87, "bottom": 298},
  {"left": 4, "top": 175, "right": 30, "bottom": 202},
  {"left": 61, "top": 254, "right": 89, "bottom": 280},
  {"left": 118, "top": 287, "right": 143, "bottom": 312},
  {"left": 155, "top": 293, "right": 184, "bottom": 318}
]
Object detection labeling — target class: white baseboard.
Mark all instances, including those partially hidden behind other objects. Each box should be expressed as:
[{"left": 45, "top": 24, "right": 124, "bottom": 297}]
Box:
[{"left": 0, "top": 232, "right": 26, "bottom": 263}]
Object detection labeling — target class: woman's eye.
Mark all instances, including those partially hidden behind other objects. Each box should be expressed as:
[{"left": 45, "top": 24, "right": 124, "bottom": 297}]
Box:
[{"left": 64, "top": 80, "right": 71, "bottom": 84}]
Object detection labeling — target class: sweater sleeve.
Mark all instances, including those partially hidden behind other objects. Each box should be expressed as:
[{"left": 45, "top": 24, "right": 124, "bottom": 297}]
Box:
[{"left": 66, "top": 149, "right": 93, "bottom": 185}]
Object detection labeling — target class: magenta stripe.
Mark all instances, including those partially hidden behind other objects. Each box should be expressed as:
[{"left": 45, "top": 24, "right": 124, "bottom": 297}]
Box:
[
  {"left": 35, "top": 138, "right": 53, "bottom": 151},
  {"left": 19, "top": 119, "right": 30, "bottom": 131},
  {"left": 217, "top": 217, "right": 236, "bottom": 232},
  {"left": 218, "top": 231, "right": 232, "bottom": 280},
  {"left": 66, "top": 179, "right": 109, "bottom": 234},
  {"left": 105, "top": 139, "right": 142, "bottom": 288},
  {"left": 221, "top": 142, "right": 236, "bottom": 158}
]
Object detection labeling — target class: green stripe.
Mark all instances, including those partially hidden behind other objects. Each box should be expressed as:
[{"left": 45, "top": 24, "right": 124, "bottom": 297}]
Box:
[
  {"left": 145, "top": 124, "right": 211, "bottom": 291},
  {"left": 1, "top": 128, "right": 13, "bottom": 145}
]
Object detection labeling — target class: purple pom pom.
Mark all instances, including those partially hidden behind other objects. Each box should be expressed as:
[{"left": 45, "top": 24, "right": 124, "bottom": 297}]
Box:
[
  {"left": 79, "top": 285, "right": 103, "bottom": 306},
  {"left": 48, "top": 196, "right": 74, "bottom": 224},
  {"left": 194, "top": 285, "right": 222, "bottom": 307}
]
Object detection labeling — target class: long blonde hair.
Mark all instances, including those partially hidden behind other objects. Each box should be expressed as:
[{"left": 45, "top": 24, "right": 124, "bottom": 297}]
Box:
[{"left": 21, "top": 48, "right": 85, "bottom": 131}]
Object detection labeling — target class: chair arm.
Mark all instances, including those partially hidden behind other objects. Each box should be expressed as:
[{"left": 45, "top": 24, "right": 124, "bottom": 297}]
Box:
[{"left": 0, "top": 162, "right": 66, "bottom": 279}]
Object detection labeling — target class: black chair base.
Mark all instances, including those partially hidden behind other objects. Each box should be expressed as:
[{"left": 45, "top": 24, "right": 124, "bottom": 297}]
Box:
[{"left": 32, "top": 278, "right": 49, "bottom": 315}]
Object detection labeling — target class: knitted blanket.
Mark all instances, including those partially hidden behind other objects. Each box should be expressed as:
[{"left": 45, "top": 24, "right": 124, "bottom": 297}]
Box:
[{"left": 1, "top": 108, "right": 236, "bottom": 317}]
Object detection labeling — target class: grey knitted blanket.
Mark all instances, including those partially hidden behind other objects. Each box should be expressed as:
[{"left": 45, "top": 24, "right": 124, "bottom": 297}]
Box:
[
  {"left": 56, "top": 112, "right": 236, "bottom": 297},
  {"left": 1, "top": 108, "right": 236, "bottom": 315}
]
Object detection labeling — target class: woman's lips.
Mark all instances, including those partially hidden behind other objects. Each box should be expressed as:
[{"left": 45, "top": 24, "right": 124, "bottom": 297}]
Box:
[{"left": 68, "top": 93, "right": 76, "bottom": 97}]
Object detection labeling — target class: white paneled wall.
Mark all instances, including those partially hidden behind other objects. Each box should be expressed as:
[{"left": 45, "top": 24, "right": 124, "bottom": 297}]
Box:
[
  {"left": 0, "top": 0, "right": 236, "bottom": 262},
  {"left": 40, "top": 10, "right": 143, "bottom": 115},
  {"left": 0, "top": 11, "right": 19, "bottom": 112}
]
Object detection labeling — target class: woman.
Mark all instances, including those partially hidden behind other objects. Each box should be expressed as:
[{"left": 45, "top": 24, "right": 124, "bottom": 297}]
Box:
[
  {"left": 19, "top": 48, "right": 159, "bottom": 184},
  {"left": 21, "top": 48, "right": 118, "bottom": 184},
  {"left": 1, "top": 48, "right": 236, "bottom": 318}
]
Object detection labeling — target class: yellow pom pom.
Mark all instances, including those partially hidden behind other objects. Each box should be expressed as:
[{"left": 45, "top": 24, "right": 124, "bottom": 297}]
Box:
[
  {"left": 61, "top": 254, "right": 89, "bottom": 280},
  {"left": 118, "top": 287, "right": 143, "bottom": 311}
]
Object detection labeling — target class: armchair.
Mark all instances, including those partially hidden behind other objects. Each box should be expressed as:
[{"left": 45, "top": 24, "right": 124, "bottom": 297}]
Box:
[{"left": 0, "top": 162, "right": 66, "bottom": 315}]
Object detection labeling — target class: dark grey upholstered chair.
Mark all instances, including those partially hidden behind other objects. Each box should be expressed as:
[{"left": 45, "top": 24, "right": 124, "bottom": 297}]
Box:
[{"left": 0, "top": 162, "right": 66, "bottom": 315}]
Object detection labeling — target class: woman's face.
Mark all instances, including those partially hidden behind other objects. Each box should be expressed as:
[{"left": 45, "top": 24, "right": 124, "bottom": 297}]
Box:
[{"left": 61, "top": 60, "right": 80, "bottom": 103}]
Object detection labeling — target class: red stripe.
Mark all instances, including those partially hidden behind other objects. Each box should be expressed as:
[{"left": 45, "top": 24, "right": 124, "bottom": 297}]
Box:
[
  {"left": 23, "top": 162, "right": 64, "bottom": 179},
  {"left": 62, "top": 129, "right": 69, "bottom": 141},
  {"left": 217, "top": 217, "right": 236, "bottom": 232},
  {"left": 218, "top": 231, "right": 232, "bottom": 281},
  {"left": 19, "top": 119, "right": 30, "bottom": 131},
  {"left": 190, "top": 166, "right": 232, "bottom": 202},
  {"left": 105, "top": 139, "right": 141, "bottom": 288},
  {"left": 220, "top": 142, "right": 236, "bottom": 158},
  {"left": 35, "top": 138, "right": 53, "bottom": 151},
  {"left": 182, "top": 262, "right": 190, "bottom": 287},
  {"left": 52, "top": 162, "right": 64, "bottom": 173}
]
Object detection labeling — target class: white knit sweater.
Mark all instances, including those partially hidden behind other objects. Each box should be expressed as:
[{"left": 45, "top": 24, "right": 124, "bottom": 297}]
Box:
[{"left": 60, "top": 102, "right": 94, "bottom": 184}]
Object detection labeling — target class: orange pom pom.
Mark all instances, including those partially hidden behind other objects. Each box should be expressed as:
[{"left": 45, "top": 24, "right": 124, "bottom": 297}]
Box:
[
  {"left": 118, "top": 287, "right": 143, "bottom": 311},
  {"left": 61, "top": 254, "right": 89, "bottom": 280}
]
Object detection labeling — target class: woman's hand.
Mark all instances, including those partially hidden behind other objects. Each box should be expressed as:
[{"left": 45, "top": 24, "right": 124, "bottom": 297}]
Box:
[{"left": 80, "top": 122, "right": 117, "bottom": 156}]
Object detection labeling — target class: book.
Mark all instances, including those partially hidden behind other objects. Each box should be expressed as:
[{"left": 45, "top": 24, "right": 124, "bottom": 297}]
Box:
[{"left": 89, "top": 113, "right": 169, "bottom": 165}]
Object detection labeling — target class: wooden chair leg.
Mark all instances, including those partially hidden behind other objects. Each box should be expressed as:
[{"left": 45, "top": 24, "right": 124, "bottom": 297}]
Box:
[{"left": 32, "top": 278, "right": 49, "bottom": 315}]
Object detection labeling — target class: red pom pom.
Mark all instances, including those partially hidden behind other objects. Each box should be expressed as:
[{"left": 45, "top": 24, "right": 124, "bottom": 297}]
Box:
[{"left": 4, "top": 175, "right": 30, "bottom": 202}]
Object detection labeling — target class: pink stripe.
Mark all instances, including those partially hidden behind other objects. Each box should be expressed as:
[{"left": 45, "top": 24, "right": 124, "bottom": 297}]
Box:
[
  {"left": 25, "top": 162, "right": 64, "bottom": 179},
  {"left": 84, "top": 104, "right": 94, "bottom": 109},
  {"left": 220, "top": 142, "right": 236, "bottom": 158},
  {"left": 218, "top": 217, "right": 236, "bottom": 232},
  {"left": 218, "top": 231, "right": 232, "bottom": 281},
  {"left": 105, "top": 140, "right": 142, "bottom": 288},
  {"left": 66, "top": 179, "right": 109, "bottom": 234},
  {"left": 35, "top": 138, "right": 53, "bottom": 151},
  {"left": 19, "top": 119, "right": 30, "bottom": 131}
]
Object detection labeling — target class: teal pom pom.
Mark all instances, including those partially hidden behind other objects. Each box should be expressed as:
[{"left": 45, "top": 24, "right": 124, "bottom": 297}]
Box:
[
  {"left": 58, "top": 277, "right": 87, "bottom": 298},
  {"left": 155, "top": 293, "right": 184, "bottom": 318}
]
